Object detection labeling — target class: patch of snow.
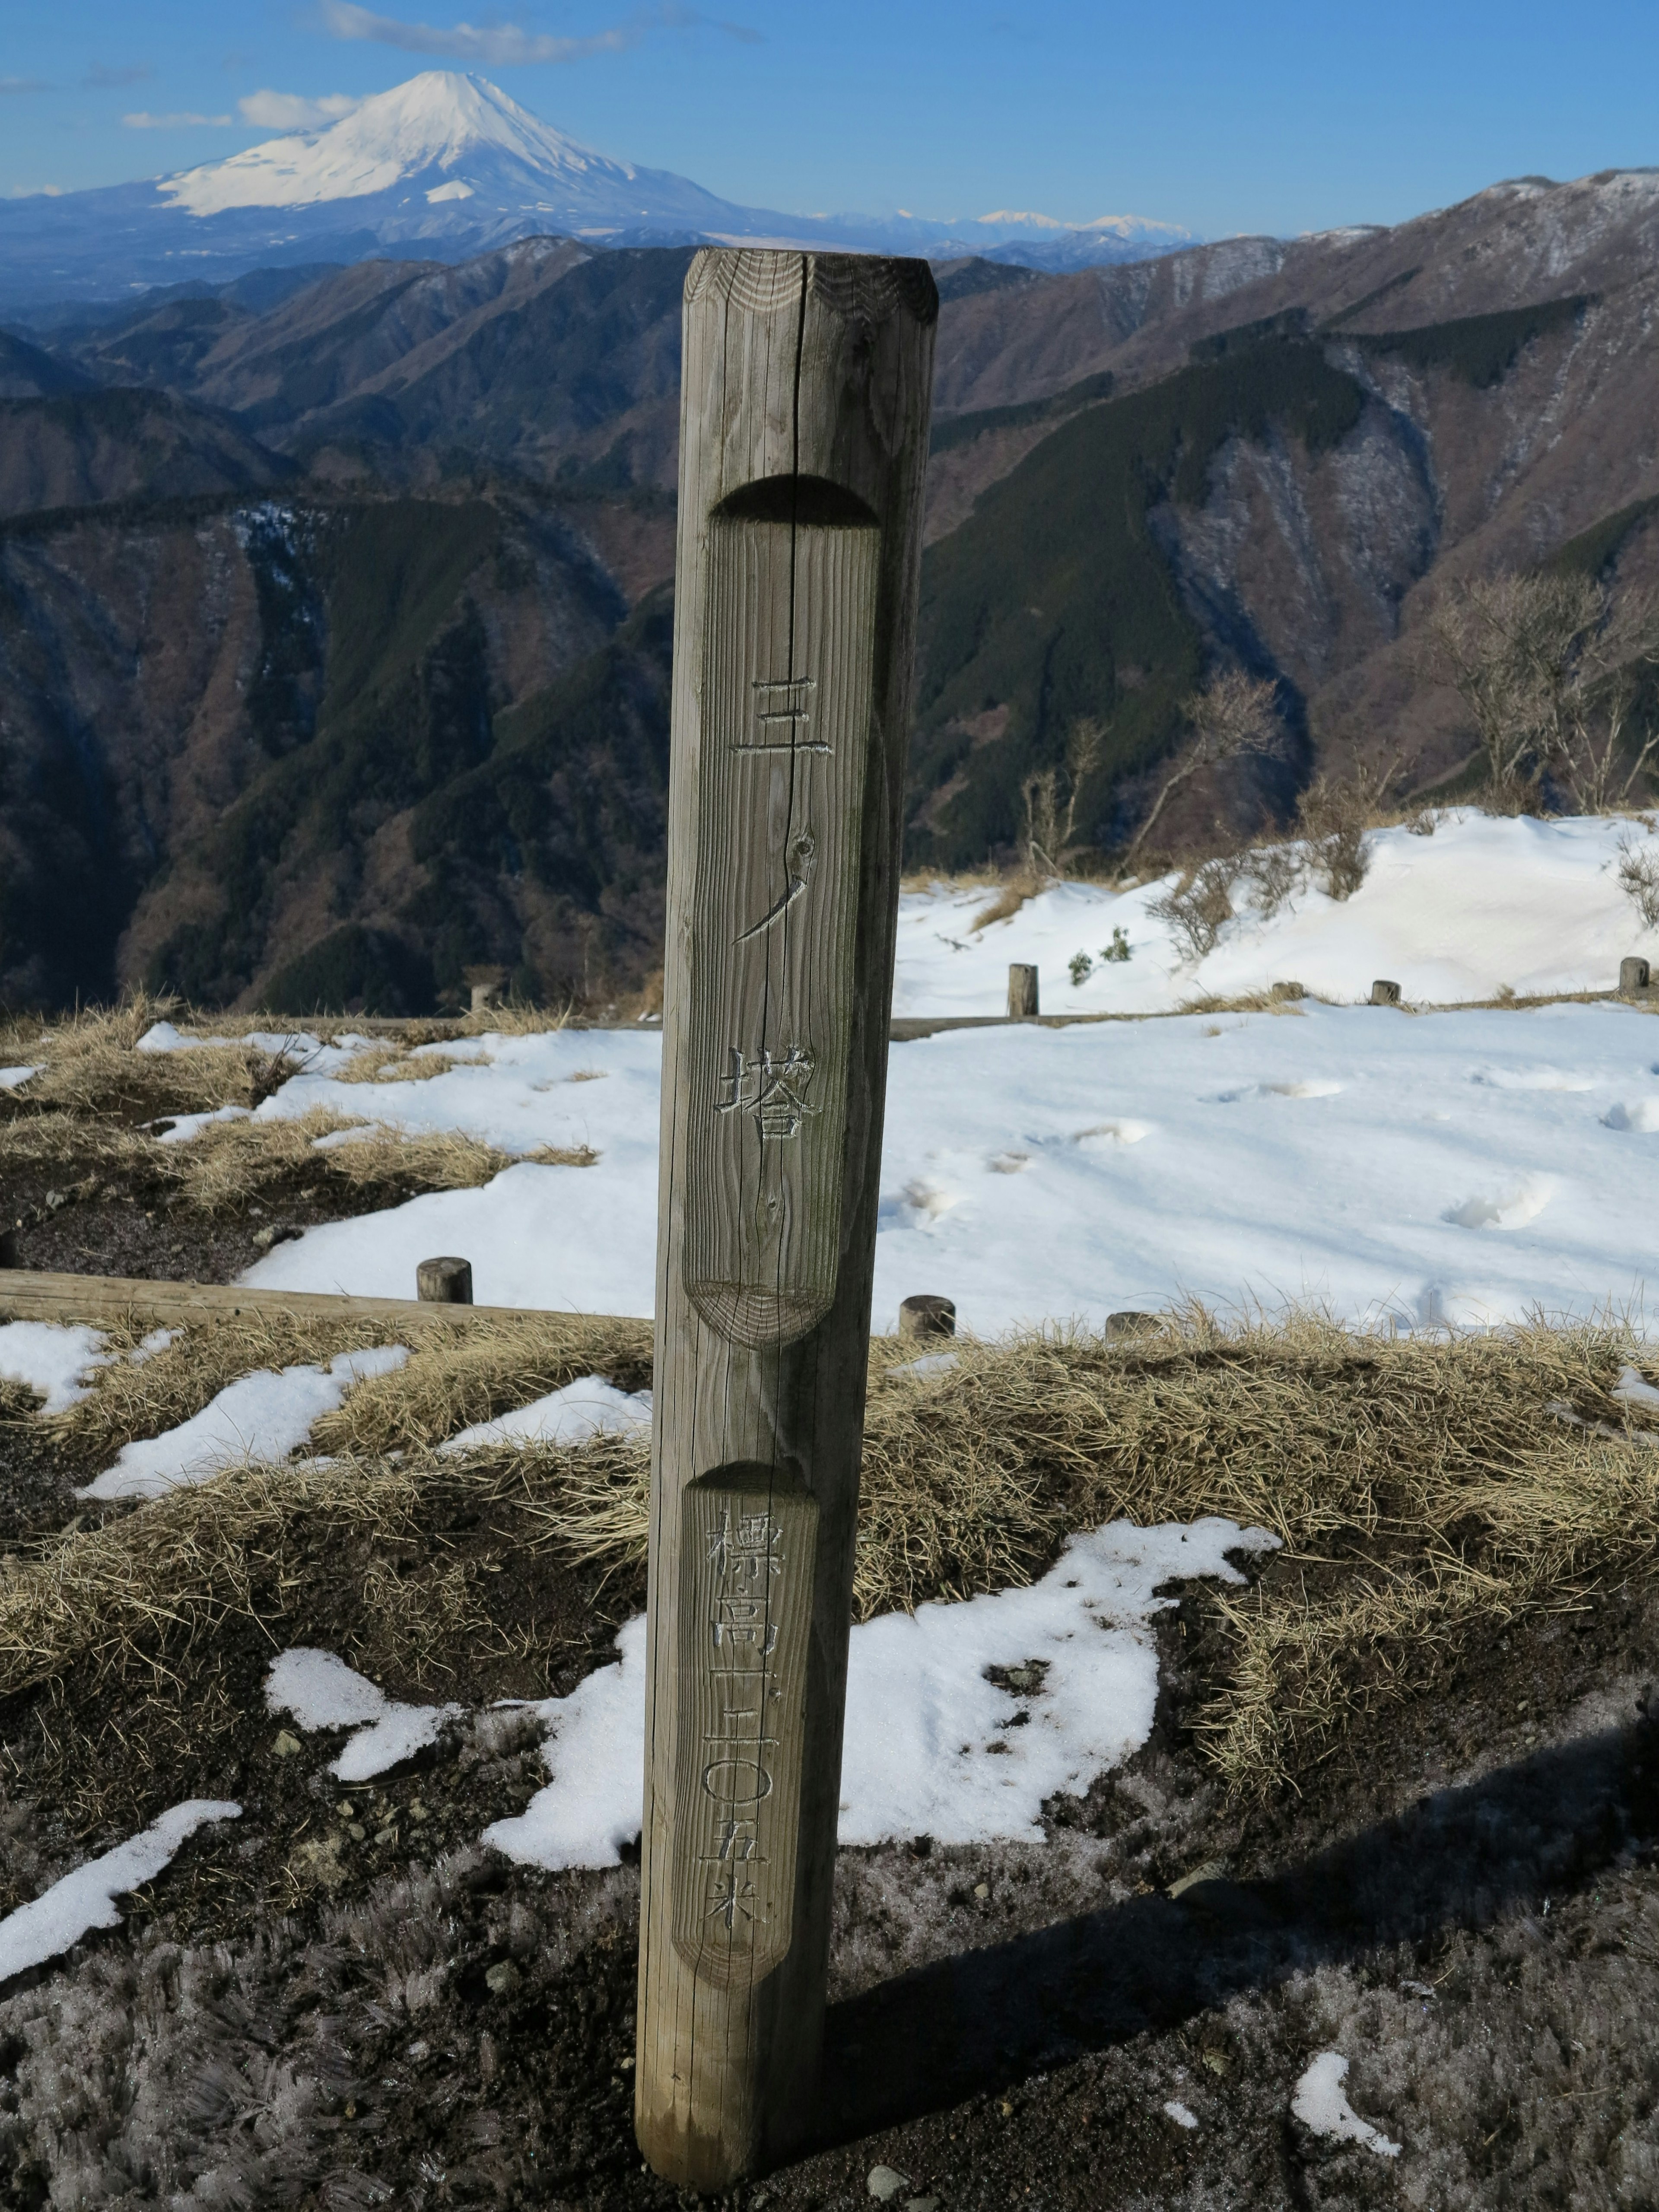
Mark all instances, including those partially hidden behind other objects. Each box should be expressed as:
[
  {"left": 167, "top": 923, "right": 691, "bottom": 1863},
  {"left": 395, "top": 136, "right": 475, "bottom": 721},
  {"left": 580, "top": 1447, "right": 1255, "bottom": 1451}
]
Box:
[
  {"left": 1290, "top": 2051, "right": 1402, "bottom": 2157},
  {"left": 483, "top": 1616, "right": 650, "bottom": 1870},
  {"left": 78, "top": 1345, "right": 409, "bottom": 1500},
  {"left": 486, "top": 1517, "right": 1275, "bottom": 1870},
  {"left": 156, "top": 1104, "right": 252, "bottom": 1145},
  {"left": 1613, "top": 1363, "right": 1659, "bottom": 1410},
  {"left": 888, "top": 1352, "right": 960, "bottom": 1378},
  {"left": 135, "top": 1022, "right": 369, "bottom": 1076},
  {"left": 0, "top": 1321, "right": 109, "bottom": 1413},
  {"left": 439, "top": 1376, "right": 651, "bottom": 1453},
  {"left": 264, "top": 1649, "right": 461, "bottom": 1781},
  {"left": 0, "top": 1802, "right": 241, "bottom": 1983},
  {"left": 131, "top": 1328, "right": 178, "bottom": 1363},
  {"left": 836, "top": 1519, "right": 1276, "bottom": 1844},
  {"left": 0, "top": 1066, "right": 38, "bottom": 1091},
  {"left": 1163, "top": 2100, "right": 1200, "bottom": 2129}
]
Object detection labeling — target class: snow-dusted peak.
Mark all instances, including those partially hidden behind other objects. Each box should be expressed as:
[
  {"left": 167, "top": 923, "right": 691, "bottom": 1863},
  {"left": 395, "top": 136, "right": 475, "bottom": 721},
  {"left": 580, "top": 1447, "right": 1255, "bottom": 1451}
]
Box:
[{"left": 158, "top": 71, "right": 632, "bottom": 216}]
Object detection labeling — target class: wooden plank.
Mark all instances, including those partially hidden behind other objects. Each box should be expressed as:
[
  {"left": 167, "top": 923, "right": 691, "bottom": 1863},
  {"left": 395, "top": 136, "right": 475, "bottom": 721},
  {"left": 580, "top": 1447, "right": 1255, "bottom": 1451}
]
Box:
[
  {"left": 635, "top": 248, "right": 936, "bottom": 2190},
  {"left": 0, "top": 1268, "right": 632, "bottom": 1334}
]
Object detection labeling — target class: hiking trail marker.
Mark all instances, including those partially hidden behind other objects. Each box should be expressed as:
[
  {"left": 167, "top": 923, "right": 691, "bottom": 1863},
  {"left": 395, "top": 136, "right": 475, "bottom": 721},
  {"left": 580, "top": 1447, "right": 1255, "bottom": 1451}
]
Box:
[{"left": 636, "top": 247, "right": 936, "bottom": 2189}]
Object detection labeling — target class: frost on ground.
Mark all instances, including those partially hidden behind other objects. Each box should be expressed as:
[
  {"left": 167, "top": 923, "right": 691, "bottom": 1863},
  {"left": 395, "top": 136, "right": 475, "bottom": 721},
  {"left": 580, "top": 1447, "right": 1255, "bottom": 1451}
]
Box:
[
  {"left": 1291, "top": 2050, "right": 1402, "bottom": 2158},
  {"left": 485, "top": 1519, "right": 1273, "bottom": 1871},
  {"left": 0, "top": 1802, "right": 241, "bottom": 1983},
  {"left": 0, "top": 1322, "right": 109, "bottom": 1414},
  {"left": 77, "top": 1345, "right": 410, "bottom": 1501},
  {"left": 264, "top": 1650, "right": 461, "bottom": 1783}
]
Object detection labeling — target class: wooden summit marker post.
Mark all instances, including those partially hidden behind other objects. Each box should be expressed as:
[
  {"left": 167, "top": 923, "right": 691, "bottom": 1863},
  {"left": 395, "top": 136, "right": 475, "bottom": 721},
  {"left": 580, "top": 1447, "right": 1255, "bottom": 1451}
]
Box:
[{"left": 636, "top": 248, "right": 937, "bottom": 2188}]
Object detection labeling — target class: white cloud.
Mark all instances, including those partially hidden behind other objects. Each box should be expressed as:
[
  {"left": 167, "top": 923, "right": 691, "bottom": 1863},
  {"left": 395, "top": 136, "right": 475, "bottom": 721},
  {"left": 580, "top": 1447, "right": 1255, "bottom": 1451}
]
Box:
[
  {"left": 318, "top": 1, "right": 638, "bottom": 61},
  {"left": 0, "top": 76, "right": 51, "bottom": 95},
  {"left": 122, "top": 110, "right": 235, "bottom": 128},
  {"left": 318, "top": 1, "right": 759, "bottom": 63},
  {"left": 237, "top": 89, "right": 362, "bottom": 129}
]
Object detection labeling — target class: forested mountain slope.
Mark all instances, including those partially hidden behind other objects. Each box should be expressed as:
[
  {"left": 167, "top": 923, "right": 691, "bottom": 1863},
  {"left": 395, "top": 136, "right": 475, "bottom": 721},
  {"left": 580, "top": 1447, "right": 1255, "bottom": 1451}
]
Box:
[{"left": 6, "top": 168, "right": 1659, "bottom": 1008}]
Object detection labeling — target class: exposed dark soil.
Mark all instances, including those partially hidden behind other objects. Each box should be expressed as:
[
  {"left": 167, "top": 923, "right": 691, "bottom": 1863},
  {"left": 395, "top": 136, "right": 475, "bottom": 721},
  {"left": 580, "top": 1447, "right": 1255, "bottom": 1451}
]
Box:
[
  {"left": 0, "top": 1388, "right": 1655, "bottom": 2212},
  {"left": 3, "top": 1148, "right": 453, "bottom": 1288}
]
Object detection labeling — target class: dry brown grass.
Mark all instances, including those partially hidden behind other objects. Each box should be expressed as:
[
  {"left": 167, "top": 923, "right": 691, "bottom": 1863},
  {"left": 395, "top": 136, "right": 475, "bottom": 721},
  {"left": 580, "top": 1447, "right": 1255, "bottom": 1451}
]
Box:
[
  {"left": 0, "top": 1098, "right": 597, "bottom": 1220},
  {"left": 51, "top": 1308, "right": 651, "bottom": 1462},
  {"left": 0, "top": 995, "right": 303, "bottom": 1124},
  {"left": 7, "top": 1308, "right": 1659, "bottom": 1800}
]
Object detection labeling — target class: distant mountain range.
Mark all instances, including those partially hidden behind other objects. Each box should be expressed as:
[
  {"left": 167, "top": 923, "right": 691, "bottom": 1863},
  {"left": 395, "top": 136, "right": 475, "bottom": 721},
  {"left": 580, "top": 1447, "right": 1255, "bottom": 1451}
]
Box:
[
  {"left": 0, "top": 71, "right": 1194, "bottom": 310},
  {"left": 6, "top": 159, "right": 1659, "bottom": 1015}
]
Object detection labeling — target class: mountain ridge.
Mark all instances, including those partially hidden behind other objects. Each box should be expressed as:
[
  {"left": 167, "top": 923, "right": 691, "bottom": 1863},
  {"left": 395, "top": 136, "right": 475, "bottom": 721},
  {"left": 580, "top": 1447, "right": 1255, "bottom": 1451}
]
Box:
[
  {"left": 0, "top": 71, "right": 1195, "bottom": 310},
  {"left": 7, "top": 162, "right": 1659, "bottom": 1009}
]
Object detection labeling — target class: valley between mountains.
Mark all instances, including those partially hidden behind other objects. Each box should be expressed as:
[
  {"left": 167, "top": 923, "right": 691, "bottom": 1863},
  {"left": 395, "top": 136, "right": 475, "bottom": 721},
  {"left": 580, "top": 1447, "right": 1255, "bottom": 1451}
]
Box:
[{"left": 6, "top": 166, "right": 1659, "bottom": 1012}]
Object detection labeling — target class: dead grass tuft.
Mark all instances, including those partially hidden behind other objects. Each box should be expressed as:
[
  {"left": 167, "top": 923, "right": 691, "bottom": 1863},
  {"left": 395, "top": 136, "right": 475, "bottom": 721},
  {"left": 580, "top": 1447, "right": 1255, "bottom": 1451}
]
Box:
[
  {"left": 7, "top": 1307, "right": 1659, "bottom": 1802},
  {"left": 53, "top": 1309, "right": 651, "bottom": 1462}
]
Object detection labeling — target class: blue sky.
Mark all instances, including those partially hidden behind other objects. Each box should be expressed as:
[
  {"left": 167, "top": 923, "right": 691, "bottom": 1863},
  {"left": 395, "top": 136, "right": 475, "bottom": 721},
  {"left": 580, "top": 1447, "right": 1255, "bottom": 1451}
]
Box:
[{"left": 3, "top": 1, "right": 1656, "bottom": 238}]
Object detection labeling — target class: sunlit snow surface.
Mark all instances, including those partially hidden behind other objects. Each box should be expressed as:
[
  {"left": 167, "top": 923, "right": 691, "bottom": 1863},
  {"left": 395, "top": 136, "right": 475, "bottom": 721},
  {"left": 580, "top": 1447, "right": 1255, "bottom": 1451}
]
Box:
[
  {"left": 485, "top": 1518, "right": 1276, "bottom": 1870},
  {"left": 439, "top": 1376, "right": 651, "bottom": 1454},
  {"left": 108, "top": 811, "right": 1658, "bottom": 1331},
  {"left": 892, "top": 814, "right": 1659, "bottom": 1016},
  {"left": 265, "top": 1650, "right": 461, "bottom": 1783},
  {"left": 0, "top": 1321, "right": 110, "bottom": 1413},
  {"left": 235, "top": 999, "right": 1659, "bottom": 1334},
  {"left": 0, "top": 1803, "right": 241, "bottom": 1983},
  {"left": 78, "top": 1347, "right": 409, "bottom": 1500}
]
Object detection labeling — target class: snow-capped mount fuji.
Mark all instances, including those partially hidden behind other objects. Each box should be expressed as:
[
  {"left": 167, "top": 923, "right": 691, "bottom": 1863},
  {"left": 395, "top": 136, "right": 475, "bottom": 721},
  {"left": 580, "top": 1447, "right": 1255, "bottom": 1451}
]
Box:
[
  {"left": 0, "top": 71, "right": 1195, "bottom": 309},
  {"left": 156, "top": 72, "right": 750, "bottom": 236}
]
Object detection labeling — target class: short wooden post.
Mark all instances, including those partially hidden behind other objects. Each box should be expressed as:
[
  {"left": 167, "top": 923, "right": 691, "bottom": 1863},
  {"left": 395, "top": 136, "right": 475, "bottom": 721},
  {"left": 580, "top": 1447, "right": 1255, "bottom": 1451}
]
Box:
[
  {"left": 636, "top": 248, "right": 936, "bottom": 2190},
  {"left": 1621, "top": 957, "right": 1650, "bottom": 996},
  {"left": 1370, "top": 978, "right": 1402, "bottom": 1006},
  {"left": 464, "top": 964, "right": 508, "bottom": 1014},
  {"left": 415, "top": 1255, "right": 472, "bottom": 1303},
  {"left": 898, "top": 1293, "right": 956, "bottom": 1339},
  {"left": 1007, "top": 962, "right": 1039, "bottom": 1018}
]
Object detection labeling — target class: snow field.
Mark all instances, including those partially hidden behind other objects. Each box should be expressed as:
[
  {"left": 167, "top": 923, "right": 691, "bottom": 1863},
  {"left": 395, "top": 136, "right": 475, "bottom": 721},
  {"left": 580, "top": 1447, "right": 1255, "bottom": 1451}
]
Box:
[
  {"left": 238, "top": 999, "right": 1659, "bottom": 1333},
  {"left": 893, "top": 813, "right": 1659, "bottom": 1017}
]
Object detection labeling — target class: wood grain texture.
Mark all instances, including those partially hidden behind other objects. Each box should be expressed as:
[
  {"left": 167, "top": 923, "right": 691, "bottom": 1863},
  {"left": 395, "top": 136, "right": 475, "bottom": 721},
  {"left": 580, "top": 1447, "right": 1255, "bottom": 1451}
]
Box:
[
  {"left": 636, "top": 248, "right": 936, "bottom": 2189},
  {"left": 0, "top": 1268, "right": 623, "bottom": 1332}
]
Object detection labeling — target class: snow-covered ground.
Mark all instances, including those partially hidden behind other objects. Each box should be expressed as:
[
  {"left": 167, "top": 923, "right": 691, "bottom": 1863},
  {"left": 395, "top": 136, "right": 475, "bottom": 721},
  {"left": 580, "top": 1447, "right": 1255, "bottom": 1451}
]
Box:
[
  {"left": 893, "top": 813, "right": 1658, "bottom": 1016},
  {"left": 18, "top": 808, "right": 1619, "bottom": 1334},
  {"left": 233, "top": 998, "right": 1659, "bottom": 1333}
]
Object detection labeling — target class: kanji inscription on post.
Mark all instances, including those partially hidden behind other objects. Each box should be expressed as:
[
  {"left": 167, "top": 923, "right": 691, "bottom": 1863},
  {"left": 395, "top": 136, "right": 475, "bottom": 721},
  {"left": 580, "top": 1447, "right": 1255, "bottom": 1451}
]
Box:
[
  {"left": 670, "top": 1465, "right": 818, "bottom": 1987},
  {"left": 683, "top": 485, "right": 882, "bottom": 1348}
]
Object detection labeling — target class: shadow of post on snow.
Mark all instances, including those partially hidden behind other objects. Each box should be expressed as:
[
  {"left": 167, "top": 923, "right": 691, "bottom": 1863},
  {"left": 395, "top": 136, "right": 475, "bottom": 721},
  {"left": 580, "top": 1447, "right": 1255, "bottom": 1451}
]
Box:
[{"left": 814, "top": 1706, "right": 1659, "bottom": 2148}]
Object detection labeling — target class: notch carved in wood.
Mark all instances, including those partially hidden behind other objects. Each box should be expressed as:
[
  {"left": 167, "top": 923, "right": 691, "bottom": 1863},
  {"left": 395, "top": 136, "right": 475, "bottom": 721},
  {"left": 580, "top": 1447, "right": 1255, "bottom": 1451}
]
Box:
[
  {"left": 684, "top": 472, "right": 882, "bottom": 1349},
  {"left": 669, "top": 1464, "right": 818, "bottom": 1988}
]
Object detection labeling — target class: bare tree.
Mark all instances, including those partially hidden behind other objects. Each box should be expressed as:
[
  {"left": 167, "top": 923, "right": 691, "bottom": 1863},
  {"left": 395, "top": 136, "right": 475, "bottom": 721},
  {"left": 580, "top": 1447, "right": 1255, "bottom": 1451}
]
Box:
[
  {"left": 1022, "top": 715, "right": 1106, "bottom": 877},
  {"left": 1425, "top": 572, "right": 1659, "bottom": 808},
  {"left": 1125, "top": 669, "right": 1282, "bottom": 860}
]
